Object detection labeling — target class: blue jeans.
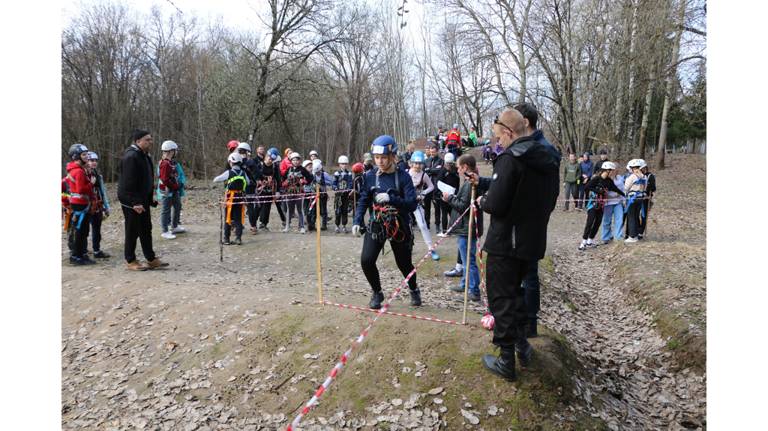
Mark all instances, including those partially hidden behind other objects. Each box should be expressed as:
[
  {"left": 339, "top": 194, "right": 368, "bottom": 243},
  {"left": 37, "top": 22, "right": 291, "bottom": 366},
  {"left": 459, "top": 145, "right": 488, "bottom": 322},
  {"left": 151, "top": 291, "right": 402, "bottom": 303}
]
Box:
[
  {"left": 522, "top": 260, "right": 540, "bottom": 321},
  {"left": 160, "top": 192, "right": 181, "bottom": 232},
  {"left": 457, "top": 235, "right": 479, "bottom": 296},
  {"left": 601, "top": 204, "right": 624, "bottom": 241}
]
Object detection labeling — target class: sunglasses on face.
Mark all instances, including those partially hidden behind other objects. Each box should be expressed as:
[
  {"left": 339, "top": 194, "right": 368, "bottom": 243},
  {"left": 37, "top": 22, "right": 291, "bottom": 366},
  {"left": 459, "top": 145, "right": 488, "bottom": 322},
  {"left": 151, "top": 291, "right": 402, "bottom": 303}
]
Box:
[{"left": 493, "top": 115, "right": 514, "bottom": 134}]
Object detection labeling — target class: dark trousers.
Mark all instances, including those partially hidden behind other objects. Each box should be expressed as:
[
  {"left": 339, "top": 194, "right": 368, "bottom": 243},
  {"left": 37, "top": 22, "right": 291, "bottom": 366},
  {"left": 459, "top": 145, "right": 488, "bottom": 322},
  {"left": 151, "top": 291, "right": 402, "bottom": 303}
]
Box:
[
  {"left": 224, "top": 203, "right": 244, "bottom": 240},
  {"left": 626, "top": 201, "right": 642, "bottom": 238},
  {"left": 90, "top": 211, "right": 103, "bottom": 252},
  {"left": 422, "top": 192, "right": 433, "bottom": 229},
  {"left": 335, "top": 192, "right": 350, "bottom": 227},
  {"left": 438, "top": 200, "right": 450, "bottom": 231},
  {"left": 486, "top": 254, "right": 528, "bottom": 348},
  {"left": 582, "top": 207, "right": 604, "bottom": 240},
  {"left": 521, "top": 260, "right": 540, "bottom": 322},
  {"left": 563, "top": 182, "right": 578, "bottom": 210},
  {"left": 70, "top": 204, "right": 91, "bottom": 258},
  {"left": 122, "top": 206, "right": 156, "bottom": 263},
  {"left": 576, "top": 183, "right": 586, "bottom": 209},
  {"left": 639, "top": 199, "right": 651, "bottom": 235},
  {"left": 360, "top": 227, "right": 416, "bottom": 293},
  {"left": 289, "top": 198, "right": 305, "bottom": 228},
  {"left": 258, "top": 195, "right": 286, "bottom": 226},
  {"left": 245, "top": 195, "right": 259, "bottom": 228}
]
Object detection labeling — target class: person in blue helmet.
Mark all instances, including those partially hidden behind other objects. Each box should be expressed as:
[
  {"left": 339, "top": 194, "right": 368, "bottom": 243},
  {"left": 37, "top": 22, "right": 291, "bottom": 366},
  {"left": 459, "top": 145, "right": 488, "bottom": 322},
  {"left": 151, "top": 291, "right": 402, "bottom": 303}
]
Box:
[{"left": 352, "top": 135, "right": 421, "bottom": 309}]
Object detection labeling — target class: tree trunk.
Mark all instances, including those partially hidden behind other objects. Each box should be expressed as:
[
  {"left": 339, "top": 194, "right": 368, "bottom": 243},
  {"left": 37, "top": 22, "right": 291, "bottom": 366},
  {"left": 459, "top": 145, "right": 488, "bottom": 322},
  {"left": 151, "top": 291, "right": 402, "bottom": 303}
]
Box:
[
  {"left": 637, "top": 75, "right": 654, "bottom": 159},
  {"left": 656, "top": 0, "right": 686, "bottom": 170}
]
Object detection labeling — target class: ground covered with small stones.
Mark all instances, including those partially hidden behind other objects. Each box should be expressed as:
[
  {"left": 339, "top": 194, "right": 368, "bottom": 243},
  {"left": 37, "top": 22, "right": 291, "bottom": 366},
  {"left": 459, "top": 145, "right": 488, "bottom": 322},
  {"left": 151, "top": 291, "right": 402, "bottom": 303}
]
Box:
[{"left": 62, "top": 152, "right": 705, "bottom": 430}]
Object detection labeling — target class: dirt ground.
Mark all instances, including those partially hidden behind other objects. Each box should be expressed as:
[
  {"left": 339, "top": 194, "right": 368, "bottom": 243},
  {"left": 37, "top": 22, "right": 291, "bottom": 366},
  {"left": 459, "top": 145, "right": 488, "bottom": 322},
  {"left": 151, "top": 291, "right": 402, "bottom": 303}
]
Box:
[{"left": 62, "top": 151, "right": 705, "bottom": 430}]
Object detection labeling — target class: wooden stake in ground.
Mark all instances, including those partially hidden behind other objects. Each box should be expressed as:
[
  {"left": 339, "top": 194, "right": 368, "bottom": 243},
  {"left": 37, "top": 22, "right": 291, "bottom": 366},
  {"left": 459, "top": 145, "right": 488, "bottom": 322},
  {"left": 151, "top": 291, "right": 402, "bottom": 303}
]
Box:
[
  {"left": 461, "top": 184, "right": 476, "bottom": 324},
  {"left": 219, "top": 198, "right": 224, "bottom": 262},
  {"left": 316, "top": 183, "right": 324, "bottom": 304}
]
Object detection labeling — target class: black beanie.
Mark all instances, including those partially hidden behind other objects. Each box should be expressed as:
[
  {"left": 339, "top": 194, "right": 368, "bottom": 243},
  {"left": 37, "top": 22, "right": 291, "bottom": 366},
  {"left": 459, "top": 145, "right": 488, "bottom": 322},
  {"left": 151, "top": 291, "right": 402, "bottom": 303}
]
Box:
[{"left": 131, "top": 129, "right": 150, "bottom": 142}]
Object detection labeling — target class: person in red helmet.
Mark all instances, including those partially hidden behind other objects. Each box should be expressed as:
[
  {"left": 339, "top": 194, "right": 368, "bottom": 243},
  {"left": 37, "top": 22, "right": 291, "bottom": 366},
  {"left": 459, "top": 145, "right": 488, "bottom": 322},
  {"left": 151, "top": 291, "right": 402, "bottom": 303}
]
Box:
[
  {"left": 227, "top": 140, "right": 239, "bottom": 153},
  {"left": 65, "top": 143, "right": 97, "bottom": 265}
]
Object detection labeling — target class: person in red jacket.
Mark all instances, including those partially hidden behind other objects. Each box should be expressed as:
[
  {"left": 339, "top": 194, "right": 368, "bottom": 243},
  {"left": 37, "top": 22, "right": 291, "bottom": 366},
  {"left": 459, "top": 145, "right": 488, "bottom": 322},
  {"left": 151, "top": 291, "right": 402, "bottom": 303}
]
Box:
[
  {"left": 158, "top": 140, "right": 182, "bottom": 239},
  {"left": 65, "top": 143, "right": 96, "bottom": 265},
  {"left": 445, "top": 123, "right": 462, "bottom": 159}
]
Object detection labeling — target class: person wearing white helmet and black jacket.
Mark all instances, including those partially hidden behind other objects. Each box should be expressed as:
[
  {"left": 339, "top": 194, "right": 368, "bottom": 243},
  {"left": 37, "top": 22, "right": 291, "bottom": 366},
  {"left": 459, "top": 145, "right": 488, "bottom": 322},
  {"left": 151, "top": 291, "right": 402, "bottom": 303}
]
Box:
[
  {"left": 257, "top": 151, "right": 284, "bottom": 230},
  {"left": 213, "top": 152, "right": 250, "bottom": 245},
  {"left": 86, "top": 151, "right": 111, "bottom": 258},
  {"left": 435, "top": 152, "right": 460, "bottom": 236},
  {"left": 282, "top": 154, "right": 313, "bottom": 234},
  {"left": 624, "top": 159, "right": 648, "bottom": 243},
  {"left": 237, "top": 142, "right": 263, "bottom": 235},
  {"left": 158, "top": 140, "right": 182, "bottom": 240},
  {"left": 578, "top": 162, "right": 625, "bottom": 250},
  {"left": 333, "top": 155, "right": 354, "bottom": 233},
  {"left": 466, "top": 108, "right": 559, "bottom": 381},
  {"left": 352, "top": 135, "right": 421, "bottom": 310},
  {"left": 308, "top": 159, "right": 333, "bottom": 231},
  {"left": 118, "top": 129, "right": 168, "bottom": 271}
]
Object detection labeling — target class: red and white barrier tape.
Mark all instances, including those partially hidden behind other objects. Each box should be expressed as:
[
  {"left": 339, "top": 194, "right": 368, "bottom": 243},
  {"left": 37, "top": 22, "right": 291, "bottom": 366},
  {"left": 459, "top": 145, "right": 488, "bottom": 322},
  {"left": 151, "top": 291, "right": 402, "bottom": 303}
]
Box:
[
  {"left": 286, "top": 205, "right": 471, "bottom": 430},
  {"left": 322, "top": 301, "right": 464, "bottom": 326}
]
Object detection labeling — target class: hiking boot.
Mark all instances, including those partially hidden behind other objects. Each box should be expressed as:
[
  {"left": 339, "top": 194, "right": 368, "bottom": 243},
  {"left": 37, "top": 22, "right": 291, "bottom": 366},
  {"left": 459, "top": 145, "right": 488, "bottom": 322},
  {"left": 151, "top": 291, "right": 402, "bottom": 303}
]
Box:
[
  {"left": 93, "top": 250, "right": 110, "bottom": 259},
  {"left": 482, "top": 348, "right": 516, "bottom": 381},
  {"left": 526, "top": 320, "right": 539, "bottom": 338},
  {"left": 171, "top": 226, "right": 186, "bottom": 234},
  {"left": 515, "top": 340, "right": 534, "bottom": 367},
  {"left": 369, "top": 291, "right": 385, "bottom": 309},
  {"left": 147, "top": 258, "right": 169, "bottom": 269},
  {"left": 234, "top": 237, "right": 242, "bottom": 245},
  {"left": 430, "top": 251, "right": 440, "bottom": 261},
  {"left": 409, "top": 288, "right": 422, "bottom": 306},
  {"left": 161, "top": 231, "right": 176, "bottom": 240},
  {"left": 126, "top": 260, "right": 148, "bottom": 271},
  {"left": 469, "top": 292, "right": 481, "bottom": 302},
  {"left": 450, "top": 284, "right": 465, "bottom": 293},
  {"left": 444, "top": 267, "right": 463, "bottom": 277},
  {"left": 334, "top": 226, "right": 341, "bottom": 233}
]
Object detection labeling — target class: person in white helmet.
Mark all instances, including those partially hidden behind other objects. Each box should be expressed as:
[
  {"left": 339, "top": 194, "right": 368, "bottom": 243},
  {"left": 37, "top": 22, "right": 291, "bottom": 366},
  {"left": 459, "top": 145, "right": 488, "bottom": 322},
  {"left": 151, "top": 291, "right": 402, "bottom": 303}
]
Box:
[
  {"left": 281, "top": 154, "right": 313, "bottom": 233},
  {"left": 237, "top": 142, "right": 263, "bottom": 234},
  {"left": 623, "top": 159, "right": 648, "bottom": 243},
  {"left": 86, "top": 151, "right": 111, "bottom": 258},
  {"left": 309, "top": 150, "right": 319, "bottom": 161},
  {"left": 333, "top": 155, "right": 353, "bottom": 233},
  {"left": 307, "top": 159, "right": 333, "bottom": 231},
  {"left": 435, "top": 152, "right": 460, "bottom": 236},
  {"left": 213, "top": 152, "right": 250, "bottom": 245},
  {"left": 408, "top": 150, "right": 439, "bottom": 260},
  {"left": 158, "top": 140, "right": 182, "bottom": 239}
]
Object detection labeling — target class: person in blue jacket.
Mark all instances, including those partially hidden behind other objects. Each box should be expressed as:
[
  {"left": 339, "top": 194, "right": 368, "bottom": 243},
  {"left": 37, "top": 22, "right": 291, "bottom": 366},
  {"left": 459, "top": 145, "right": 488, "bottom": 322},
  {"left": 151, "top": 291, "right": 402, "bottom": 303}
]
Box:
[
  {"left": 577, "top": 151, "right": 594, "bottom": 209},
  {"left": 352, "top": 135, "right": 421, "bottom": 310}
]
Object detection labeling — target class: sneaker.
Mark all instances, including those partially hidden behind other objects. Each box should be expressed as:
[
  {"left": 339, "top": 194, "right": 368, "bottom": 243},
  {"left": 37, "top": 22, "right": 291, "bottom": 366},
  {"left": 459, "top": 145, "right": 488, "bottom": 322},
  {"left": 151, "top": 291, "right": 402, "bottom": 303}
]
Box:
[
  {"left": 250, "top": 226, "right": 258, "bottom": 235},
  {"left": 342, "top": 226, "right": 348, "bottom": 234},
  {"left": 258, "top": 223, "right": 268, "bottom": 230},
  {"left": 321, "top": 224, "right": 328, "bottom": 231},
  {"left": 437, "top": 232, "right": 447, "bottom": 238},
  {"left": 171, "top": 226, "right": 186, "bottom": 234},
  {"left": 334, "top": 226, "right": 341, "bottom": 233},
  {"left": 578, "top": 243, "right": 586, "bottom": 251},
  {"left": 450, "top": 284, "right": 465, "bottom": 293},
  {"left": 638, "top": 234, "right": 644, "bottom": 240},
  {"left": 444, "top": 267, "right": 463, "bottom": 277},
  {"left": 161, "top": 231, "right": 176, "bottom": 240},
  {"left": 300, "top": 228, "right": 306, "bottom": 234},
  {"left": 369, "top": 291, "right": 385, "bottom": 309},
  {"left": 146, "top": 258, "right": 169, "bottom": 269},
  {"left": 282, "top": 224, "right": 290, "bottom": 233},
  {"left": 126, "top": 260, "right": 148, "bottom": 271},
  {"left": 93, "top": 250, "right": 110, "bottom": 259},
  {"left": 624, "top": 237, "right": 638, "bottom": 243},
  {"left": 234, "top": 237, "right": 242, "bottom": 245},
  {"left": 469, "top": 292, "right": 481, "bottom": 302},
  {"left": 81, "top": 255, "right": 97, "bottom": 265},
  {"left": 223, "top": 238, "right": 232, "bottom": 245},
  {"left": 69, "top": 256, "right": 87, "bottom": 266},
  {"left": 430, "top": 251, "right": 440, "bottom": 261},
  {"left": 602, "top": 240, "right": 613, "bottom": 245}
]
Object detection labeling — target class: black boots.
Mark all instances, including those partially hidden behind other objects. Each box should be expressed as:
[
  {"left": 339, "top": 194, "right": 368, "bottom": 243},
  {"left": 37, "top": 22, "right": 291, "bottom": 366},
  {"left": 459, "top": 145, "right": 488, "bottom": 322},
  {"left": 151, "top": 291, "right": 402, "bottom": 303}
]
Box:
[
  {"left": 409, "top": 288, "right": 422, "bottom": 306},
  {"left": 482, "top": 348, "right": 517, "bottom": 381},
  {"left": 515, "top": 340, "right": 533, "bottom": 367},
  {"left": 369, "top": 291, "right": 384, "bottom": 309}
]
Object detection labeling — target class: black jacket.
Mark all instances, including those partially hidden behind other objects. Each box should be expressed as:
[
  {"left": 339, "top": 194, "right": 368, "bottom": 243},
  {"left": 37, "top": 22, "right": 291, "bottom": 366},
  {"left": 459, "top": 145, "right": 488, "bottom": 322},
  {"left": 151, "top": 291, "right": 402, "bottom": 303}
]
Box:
[
  {"left": 448, "top": 179, "right": 488, "bottom": 237},
  {"left": 243, "top": 158, "right": 263, "bottom": 193},
  {"left": 436, "top": 166, "right": 460, "bottom": 191},
  {"left": 479, "top": 135, "right": 560, "bottom": 260},
  {"left": 118, "top": 144, "right": 155, "bottom": 207}
]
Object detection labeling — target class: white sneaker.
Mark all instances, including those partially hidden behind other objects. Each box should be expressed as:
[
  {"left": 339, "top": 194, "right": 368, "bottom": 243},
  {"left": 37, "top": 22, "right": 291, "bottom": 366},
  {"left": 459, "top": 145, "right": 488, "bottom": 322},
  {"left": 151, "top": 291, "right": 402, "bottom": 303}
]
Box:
[
  {"left": 161, "top": 231, "right": 176, "bottom": 240},
  {"left": 624, "top": 237, "right": 638, "bottom": 243},
  {"left": 437, "top": 232, "right": 447, "bottom": 238},
  {"left": 172, "top": 226, "right": 186, "bottom": 234},
  {"left": 334, "top": 226, "right": 341, "bottom": 233},
  {"left": 342, "top": 226, "right": 348, "bottom": 234},
  {"left": 300, "top": 228, "right": 306, "bottom": 234},
  {"left": 282, "top": 224, "right": 290, "bottom": 233}
]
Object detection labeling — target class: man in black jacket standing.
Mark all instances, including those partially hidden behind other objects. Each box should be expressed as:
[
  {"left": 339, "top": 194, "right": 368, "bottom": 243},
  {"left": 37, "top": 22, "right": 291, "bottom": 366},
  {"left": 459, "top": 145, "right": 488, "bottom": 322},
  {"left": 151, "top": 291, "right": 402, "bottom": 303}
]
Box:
[
  {"left": 118, "top": 129, "right": 168, "bottom": 271},
  {"left": 472, "top": 108, "right": 559, "bottom": 381}
]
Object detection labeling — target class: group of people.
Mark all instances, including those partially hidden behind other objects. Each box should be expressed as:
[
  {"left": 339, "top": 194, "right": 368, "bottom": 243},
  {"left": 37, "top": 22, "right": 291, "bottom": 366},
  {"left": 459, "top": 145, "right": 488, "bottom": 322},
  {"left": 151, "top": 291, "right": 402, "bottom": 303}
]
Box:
[
  {"left": 569, "top": 153, "right": 657, "bottom": 250},
  {"left": 63, "top": 100, "right": 658, "bottom": 384}
]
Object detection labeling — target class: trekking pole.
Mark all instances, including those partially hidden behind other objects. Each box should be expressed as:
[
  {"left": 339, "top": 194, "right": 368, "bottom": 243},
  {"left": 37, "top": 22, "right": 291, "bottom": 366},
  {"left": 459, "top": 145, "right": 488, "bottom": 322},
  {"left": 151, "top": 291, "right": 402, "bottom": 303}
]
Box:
[
  {"left": 461, "top": 184, "right": 476, "bottom": 325},
  {"left": 316, "top": 183, "right": 324, "bottom": 305},
  {"left": 219, "top": 197, "right": 224, "bottom": 262}
]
